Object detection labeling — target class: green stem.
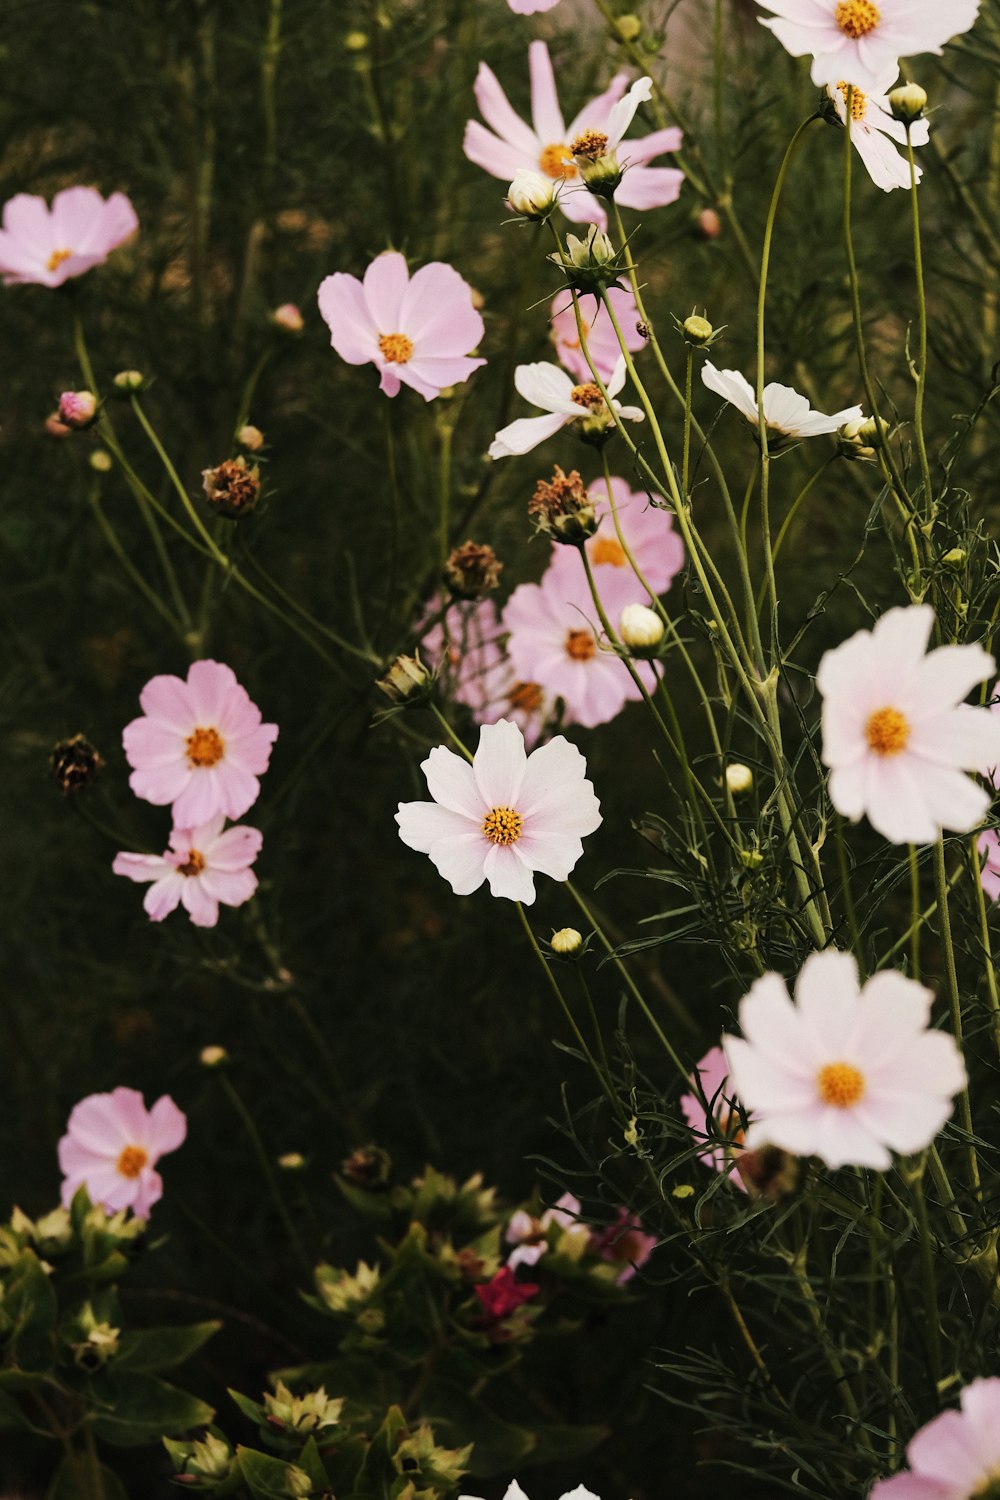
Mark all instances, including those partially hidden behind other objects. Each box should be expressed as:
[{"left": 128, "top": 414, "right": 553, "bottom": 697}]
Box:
[
  {"left": 219, "top": 1073, "right": 311, "bottom": 1276},
  {"left": 87, "top": 485, "right": 186, "bottom": 643},
  {"left": 933, "top": 838, "right": 981, "bottom": 1198},
  {"left": 969, "top": 836, "right": 1000, "bottom": 1064},
  {"left": 903, "top": 1158, "right": 942, "bottom": 1385},
  {"left": 907, "top": 130, "right": 934, "bottom": 511}
]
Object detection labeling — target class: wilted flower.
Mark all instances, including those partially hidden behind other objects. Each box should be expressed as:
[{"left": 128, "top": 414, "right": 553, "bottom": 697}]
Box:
[
  {"left": 58, "top": 1087, "right": 187, "bottom": 1217},
  {"left": 829, "top": 71, "right": 930, "bottom": 191},
  {"left": 202, "top": 455, "right": 261, "bottom": 519},
  {"left": 396, "top": 719, "right": 602, "bottom": 904},
  {"left": 58, "top": 390, "right": 98, "bottom": 429},
  {"left": 490, "top": 356, "right": 643, "bottom": 459},
  {"left": 113, "top": 815, "right": 262, "bottom": 928},
  {"left": 529, "top": 465, "right": 597, "bottom": 544},
  {"left": 870, "top": 1377, "right": 1000, "bottom": 1500},
  {"left": 702, "top": 361, "right": 863, "bottom": 443},
  {"left": 51, "top": 733, "right": 104, "bottom": 794},
  {"left": 443, "top": 541, "right": 504, "bottom": 599},
  {"left": 318, "top": 251, "right": 485, "bottom": 401},
  {"left": 0, "top": 186, "right": 137, "bottom": 287}
]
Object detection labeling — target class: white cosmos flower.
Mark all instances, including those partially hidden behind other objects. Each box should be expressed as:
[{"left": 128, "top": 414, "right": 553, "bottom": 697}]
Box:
[
  {"left": 817, "top": 604, "right": 1000, "bottom": 845},
  {"left": 395, "top": 719, "right": 601, "bottom": 905},
  {"left": 723, "top": 950, "right": 966, "bottom": 1171},
  {"left": 489, "top": 355, "right": 644, "bottom": 460},
  {"left": 756, "top": 0, "right": 981, "bottom": 93},
  {"left": 830, "top": 70, "right": 930, "bottom": 192},
  {"left": 701, "top": 361, "right": 863, "bottom": 440},
  {"left": 464, "top": 1485, "right": 600, "bottom": 1500}
]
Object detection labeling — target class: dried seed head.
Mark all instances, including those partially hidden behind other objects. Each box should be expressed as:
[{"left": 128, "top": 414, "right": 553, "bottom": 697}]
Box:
[
  {"left": 528, "top": 464, "right": 597, "bottom": 544},
  {"left": 201, "top": 456, "right": 261, "bottom": 519},
  {"left": 51, "top": 734, "right": 104, "bottom": 795},
  {"left": 443, "top": 540, "right": 504, "bottom": 600}
]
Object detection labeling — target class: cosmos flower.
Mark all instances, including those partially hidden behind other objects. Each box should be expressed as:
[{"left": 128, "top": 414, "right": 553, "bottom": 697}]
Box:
[
  {"left": 463, "top": 1483, "right": 600, "bottom": 1500},
  {"left": 58, "top": 1088, "right": 187, "bottom": 1218},
  {"left": 829, "top": 70, "right": 930, "bottom": 191},
  {"left": 489, "top": 356, "right": 643, "bottom": 460},
  {"left": 588, "top": 1209, "right": 656, "bottom": 1283},
  {"left": 701, "top": 362, "right": 863, "bottom": 441},
  {"left": 722, "top": 949, "right": 966, "bottom": 1171},
  {"left": 549, "top": 285, "right": 644, "bottom": 382},
  {"left": 506, "top": 1192, "right": 589, "bottom": 1270},
  {"left": 317, "top": 251, "right": 485, "bottom": 400},
  {"left": 870, "top": 1379, "right": 1000, "bottom": 1500},
  {"left": 755, "top": 0, "right": 981, "bottom": 93},
  {"left": 464, "top": 40, "right": 682, "bottom": 226},
  {"left": 508, "top": 0, "right": 560, "bottom": 11},
  {"left": 817, "top": 605, "right": 1000, "bottom": 844},
  {"left": 679, "top": 1046, "right": 748, "bottom": 1187},
  {"left": 0, "top": 186, "right": 138, "bottom": 287},
  {"left": 122, "top": 659, "right": 278, "bottom": 828},
  {"left": 395, "top": 719, "right": 602, "bottom": 905},
  {"left": 113, "top": 815, "right": 262, "bottom": 928},
  {"left": 584, "top": 473, "right": 684, "bottom": 595},
  {"left": 420, "top": 600, "right": 556, "bottom": 749},
  {"left": 977, "top": 829, "right": 1000, "bottom": 902}
]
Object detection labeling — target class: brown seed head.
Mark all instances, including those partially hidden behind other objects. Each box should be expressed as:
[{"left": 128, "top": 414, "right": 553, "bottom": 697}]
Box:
[
  {"left": 201, "top": 456, "right": 261, "bottom": 519},
  {"left": 443, "top": 541, "right": 504, "bottom": 600},
  {"left": 51, "top": 734, "right": 104, "bottom": 794},
  {"left": 528, "top": 465, "right": 597, "bottom": 544}
]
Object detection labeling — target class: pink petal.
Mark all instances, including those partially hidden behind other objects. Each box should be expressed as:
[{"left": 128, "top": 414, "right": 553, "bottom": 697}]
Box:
[
  {"left": 143, "top": 873, "right": 185, "bottom": 922},
  {"left": 122, "top": 717, "right": 185, "bottom": 766},
  {"left": 112, "top": 852, "right": 172, "bottom": 885},
  {"left": 363, "top": 251, "right": 410, "bottom": 330},
  {"left": 137, "top": 672, "right": 195, "bottom": 730},
  {"left": 204, "top": 824, "right": 263, "bottom": 870},
  {"left": 186, "top": 659, "right": 239, "bottom": 723},
  {"left": 401, "top": 262, "right": 485, "bottom": 349},
  {"left": 128, "top": 758, "right": 192, "bottom": 808},
  {"left": 422, "top": 745, "right": 485, "bottom": 820},
  {"left": 616, "top": 166, "right": 684, "bottom": 212},
  {"left": 317, "top": 272, "right": 378, "bottom": 364},
  {"left": 130, "top": 1167, "right": 165, "bottom": 1218},
  {"left": 180, "top": 878, "right": 220, "bottom": 927},
  {"left": 147, "top": 1095, "right": 188, "bottom": 1156},
  {"left": 198, "top": 866, "right": 258, "bottom": 908},
  {"left": 396, "top": 800, "right": 478, "bottom": 853},
  {"left": 463, "top": 120, "right": 533, "bottom": 184},
  {"left": 528, "top": 41, "right": 565, "bottom": 145},
  {"left": 472, "top": 62, "right": 540, "bottom": 160}
]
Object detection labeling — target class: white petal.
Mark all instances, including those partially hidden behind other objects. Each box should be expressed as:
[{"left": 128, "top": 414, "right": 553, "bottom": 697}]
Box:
[
  {"left": 396, "top": 801, "right": 475, "bottom": 853},
  {"left": 472, "top": 719, "right": 528, "bottom": 808},
  {"left": 421, "top": 744, "right": 485, "bottom": 820},
  {"left": 489, "top": 412, "right": 569, "bottom": 459},
  {"left": 483, "top": 843, "right": 537, "bottom": 902}
]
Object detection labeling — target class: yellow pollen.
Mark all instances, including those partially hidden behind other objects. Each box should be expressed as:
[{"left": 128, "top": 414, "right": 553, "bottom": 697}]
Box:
[
  {"left": 834, "top": 0, "right": 880, "bottom": 38},
  {"left": 590, "top": 535, "right": 627, "bottom": 567},
  {"left": 865, "top": 707, "right": 910, "bottom": 756},
  {"left": 837, "top": 80, "right": 868, "bottom": 120},
  {"left": 178, "top": 849, "right": 206, "bottom": 877},
  {"left": 186, "top": 726, "right": 225, "bottom": 768},
  {"left": 570, "top": 382, "right": 604, "bottom": 410},
  {"left": 565, "top": 628, "right": 596, "bottom": 661},
  {"left": 817, "top": 1062, "right": 866, "bottom": 1109},
  {"left": 539, "top": 142, "right": 576, "bottom": 180},
  {"left": 482, "top": 805, "right": 523, "bottom": 846},
  {"left": 508, "top": 681, "right": 543, "bottom": 712},
  {"left": 569, "top": 128, "right": 609, "bottom": 162},
  {"left": 116, "top": 1144, "right": 148, "bottom": 1179},
  {"left": 378, "top": 332, "right": 414, "bottom": 364},
  {"left": 47, "top": 247, "right": 72, "bottom": 272}
]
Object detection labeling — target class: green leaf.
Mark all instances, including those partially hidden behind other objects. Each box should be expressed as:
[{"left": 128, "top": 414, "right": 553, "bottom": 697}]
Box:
[
  {"left": 422, "top": 1378, "right": 535, "bottom": 1478},
  {"left": 525, "top": 1420, "right": 609, "bottom": 1467},
  {"left": 90, "top": 1372, "right": 215, "bottom": 1447},
  {"left": 115, "top": 1319, "right": 221, "bottom": 1372},
  {"left": 297, "top": 1435, "right": 331, "bottom": 1487},
  {"left": 47, "top": 1455, "right": 129, "bottom": 1500},
  {"left": 237, "top": 1445, "right": 304, "bottom": 1499}
]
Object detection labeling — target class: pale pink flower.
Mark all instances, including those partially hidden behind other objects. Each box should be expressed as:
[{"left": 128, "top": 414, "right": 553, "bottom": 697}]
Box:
[
  {"left": 585, "top": 474, "right": 684, "bottom": 595},
  {"left": 58, "top": 1087, "right": 187, "bottom": 1218},
  {"left": 122, "top": 660, "right": 279, "bottom": 827},
  {"left": 113, "top": 815, "right": 262, "bottom": 928},
  {"left": 506, "top": 1191, "right": 588, "bottom": 1270},
  {"left": 550, "top": 285, "right": 644, "bottom": 382},
  {"left": 502, "top": 549, "right": 653, "bottom": 730},
  {"left": 702, "top": 362, "right": 863, "bottom": 440},
  {"left": 421, "top": 600, "right": 556, "bottom": 749},
  {"left": 756, "top": 0, "right": 981, "bottom": 92},
  {"left": 508, "top": 0, "right": 559, "bottom": 11},
  {"left": 489, "top": 355, "right": 643, "bottom": 460},
  {"left": 828, "top": 70, "right": 930, "bottom": 192},
  {"left": 870, "top": 1378, "right": 1000, "bottom": 1500},
  {"left": 680, "top": 1046, "right": 748, "bottom": 1188},
  {"left": 723, "top": 949, "right": 966, "bottom": 1171},
  {"left": 464, "top": 40, "right": 682, "bottom": 227},
  {"left": 0, "top": 187, "right": 138, "bottom": 288},
  {"left": 588, "top": 1208, "right": 656, "bottom": 1283},
  {"left": 977, "top": 829, "right": 1000, "bottom": 902},
  {"left": 317, "top": 251, "right": 485, "bottom": 401},
  {"left": 58, "top": 390, "right": 98, "bottom": 429},
  {"left": 818, "top": 605, "right": 1000, "bottom": 844},
  {"left": 395, "top": 719, "right": 601, "bottom": 905}
]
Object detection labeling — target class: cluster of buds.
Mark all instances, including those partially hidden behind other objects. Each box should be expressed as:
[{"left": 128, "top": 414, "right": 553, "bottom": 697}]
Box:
[
  {"left": 314, "top": 1258, "right": 381, "bottom": 1314},
  {"left": 838, "top": 413, "right": 888, "bottom": 463},
  {"left": 51, "top": 733, "right": 104, "bottom": 794},
  {"left": 201, "top": 455, "right": 261, "bottom": 518},
  {"left": 443, "top": 540, "right": 503, "bottom": 600},
  {"left": 529, "top": 465, "right": 597, "bottom": 544},
  {"left": 263, "top": 1380, "right": 345, "bottom": 1435},
  {"left": 164, "top": 1431, "right": 236, "bottom": 1487}
]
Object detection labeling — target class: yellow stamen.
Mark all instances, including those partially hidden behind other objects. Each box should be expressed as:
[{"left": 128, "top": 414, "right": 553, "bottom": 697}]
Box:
[
  {"left": 837, "top": 80, "right": 868, "bottom": 120},
  {"left": 570, "top": 382, "right": 604, "bottom": 410},
  {"left": 834, "top": 0, "right": 880, "bottom": 39},
  {"left": 817, "top": 1062, "right": 866, "bottom": 1109},
  {"left": 569, "top": 128, "right": 609, "bottom": 162},
  {"left": 47, "top": 248, "right": 72, "bottom": 273},
  {"left": 378, "top": 333, "right": 414, "bottom": 364},
  {"left": 508, "top": 681, "right": 543, "bottom": 712},
  {"left": 865, "top": 707, "right": 910, "bottom": 756},
  {"left": 186, "top": 726, "right": 225, "bottom": 768},
  {"left": 565, "top": 628, "right": 596, "bottom": 661},
  {"left": 590, "top": 536, "right": 626, "bottom": 567},
  {"left": 482, "top": 805, "right": 523, "bottom": 846},
  {"left": 177, "top": 849, "right": 206, "bottom": 877},
  {"left": 116, "top": 1145, "right": 148, "bottom": 1179},
  {"left": 539, "top": 143, "right": 576, "bottom": 180}
]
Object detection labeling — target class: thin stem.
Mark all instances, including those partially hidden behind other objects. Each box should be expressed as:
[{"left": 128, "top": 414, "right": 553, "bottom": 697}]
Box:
[
  {"left": 87, "top": 485, "right": 187, "bottom": 643},
  {"left": 907, "top": 129, "right": 934, "bottom": 510},
  {"left": 903, "top": 1158, "right": 942, "bottom": 1385},
  {"left": 968, "top": 836, "right": 1000, "bottom": 1064},
  {"left": 218, "top": 1073, "right": 311, "bottom": 1276},
  {"left": 933, "top": 838, "right": 981, "bottom": 1198}
]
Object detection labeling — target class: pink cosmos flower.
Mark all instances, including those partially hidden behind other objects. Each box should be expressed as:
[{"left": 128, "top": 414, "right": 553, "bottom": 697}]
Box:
[
  {"left": 870, "top": 1378, "right": 1000, "bottom": 1500},
  {"left": 0, "top": 187, "right": 138, "bottom": 288},
  {"left": 502, "top": 549, "right": 654, "bottom": 730},
  {"left": 508, "top": 0, "right": 559, "bottom": 11},
  {"left": 756, "top": 0, "right": 981, "bottom": 93},
  {"left": 489, "top": 356, "right": 644, "bottom": 460},
  {"left": 395, "top": 718, "right": 602, "bottom": 904},
  {"left": 588, "top": 1209, "right": 656, "bottom": 1283},
  {"left": 58, "top": 1087, "right": 187, "bottom": 1218},
  {"left": 317, "top": 251, "right": 485, "bottom": 401},
  {"left": 977, "top": 829, "right": 1000, "bottom": 902},
  {"left": 506, "top": 1192, "right": 588, "bottom": 1270},
  {"left": 464, "top": 41, "right": 682, "bottom": 227},
  {"left": 723, "top": 949, "right": 966, "bottom": 1171},
  {"left": 113, "top": 815, "right": 262, "bottom": 928},
  {"left": 122, "top": 659, "right": 279, "bottom": 828},
  {"left": 421, "top": 601, "right": 557, "bottom": 749},
  {"left": 828, "top": 70, "right": 930, "bottom": 192},
  {"left": 817, "top": 605, "right": 1000, "bottom": 845},
  {"left": 680, "top": 1046, "right": 748, "bottom": 1188},
  {"left": 585, "top": 474, "right": 684, "bottom": 595},
  {"left": 550, "top": 285, "right": 644, "bottom": 382}
]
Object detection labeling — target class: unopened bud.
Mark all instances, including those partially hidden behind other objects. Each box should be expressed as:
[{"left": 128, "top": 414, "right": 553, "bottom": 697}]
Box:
[
  {"left": 942, "top": 547, "right": 967, "bottom": 569},
  {"left": 202, "top": 455, "right": 261, "bottom": 519},
  {"left": 112, "top": 369, "right": 146, "bottom": 394},
  {"left": 271, "top": 302, "right": 304, "bottom": 333},
  {"left": 615, "top": 13, "right": 642, "bottom": 41},
  {"left": 725, "top": 763, "right": 753, "bottom": 795},
  {"left": 45, "top": 411, "right": 71, "bottom": 438},
  {"left": 376, "top": 652, "right": 433, "bottom": 705},
  {"left": 696, "top": 207, "right": 721, "bottom": 240},
  {"left": 237, "top": 423, "right": 265, "bottom": 452},
  {"left": 562, "top": 228, "right": 617, "bottom": 275},
  {"left": 89, "top": 449, "right": 113, "bottom": 474},
  {"left": 51, "top": 734, "right": 104, "bottom": 795},
  {"left": 888, "top": 82, "right": 927, "bottom": 123},
  {"left": 58, "top": 390, "right": 98, "bottom": 429},
  {"left": 682, "top": 314, "right": 714, "bottom": 347},
  {"left": 618, "top": 603, "right": 664, "bottom": 652},
  {"left": 507, "top": 169, "right": 557, "bottom": 220},
  {"left": 277, "top": 1152, "right": 306, "bottom": 1171},
  {"left": 443, "top": 540, "right": 503, "bottom": 600},
  {"left": 341, "top": 1144, "right": 392, "bottom": 1186},
  {"left": 200, "top": 1045, "right": 228, "bottom": 1068},
  {"left": 550, "top": 927, "right": 583, "bottom": 956}
]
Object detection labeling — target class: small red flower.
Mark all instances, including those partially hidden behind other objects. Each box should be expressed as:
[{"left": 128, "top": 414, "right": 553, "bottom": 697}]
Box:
[{"left": 475, "top": 1266, "right": 538, "bottom": 1323}]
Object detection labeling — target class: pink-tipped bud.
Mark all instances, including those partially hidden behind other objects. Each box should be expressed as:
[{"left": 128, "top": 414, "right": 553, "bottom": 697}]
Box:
[
  {"left": 58, "top": 390, "right": 98, "bottom": 429},
  {"left": 271, "top": 303, "right": 304, "bottom": 333},
  {"left": 696, "top": 207, "right": 721, "bottom": 240},
  {"left": 45, "top": 412, "right": 71, "bottom": 438},
  {"left": 237, "top": 423, "right": 265, "bottom": 452}
]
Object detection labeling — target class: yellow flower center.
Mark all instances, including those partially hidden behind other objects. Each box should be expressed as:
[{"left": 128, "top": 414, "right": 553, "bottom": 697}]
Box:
[
  {"left": 378, "top": 333, "right": 414, "bottom": 364},
  {"left": 570, "top": 382, "right": 604, "bottom": 410},
  {"left": 565, "top": 628, "right": 596, "bottom": 661},
  {"left": 116, "top": 1144, "right": 148, "bottom": 1179},
  {"left": 834, "top": 0, "right": 880, "bottom": 38},
  {"left": 865, "top": 707, "right": 910, "bottom": 756},
  {"left": 482, "top": 805, "right": 523, "bottom": 846},
  {"left": 177, "top": 849, "right": 206, "bottom": 877},
  {"left": 186, "top": 726, "right": 225, "bottom": 768},
  {"left": 508, "top": 681, "right": 543, "bottom": 712},
  {"left": 590, "top": 535, "right": 627, "bottom": 567},
  {"left": 569, "top": 128, "right": 609, "bottom": 162},
  {"left": 817, "top": 1062, "right": 866, "bottom": 1109},
  {"left": 47, "top": 247, "right": 73, "bottom": 272},
  {"left": 837, "top": 80, "right": 868, "bottom": 120},
  {"left": 539, "top": 142, "right": 576, "bottom": 180}
]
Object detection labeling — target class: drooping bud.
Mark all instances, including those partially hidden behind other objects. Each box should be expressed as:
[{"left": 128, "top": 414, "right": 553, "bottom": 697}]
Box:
[
  {"left": 618, "top": 603, "right": 664, "bottom": 653},
  {"left": 237, "top": 423, "right": 265, "bottom": 452},
  {"left": 58, "top": 390, "right": 98, "bottom": 429},
  {"left": 506, "top": 169, "right": 558, "bottom": 221},
  {"left": 887, "top": 82, "right": 928, "bottom": 124},
  {"left": 51, "top": 734, "right": 104, "bottom": 794},
  {"left": 271, "top": 302, "right": 304, "bottom": 333},
  {"left": 443, "top": 540, "right": 503, "bottom": 600},
  {"left": 112, "top": 369, "right": 146, "bottom": 394},
  {"left": 550, "top": 927, "right": 583, "bottom": 956},
  {"left": 725, "top": 763, "right": 754, "bottom": 795},
  {"left": 201, "top": 456, "right": 261, "bottom": 519},
  {"left": 528, "top": 465, "right": 597, "bottom": 545},
  {"left": 376, "top": 652, "right": 433, "bottom": 705}
]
